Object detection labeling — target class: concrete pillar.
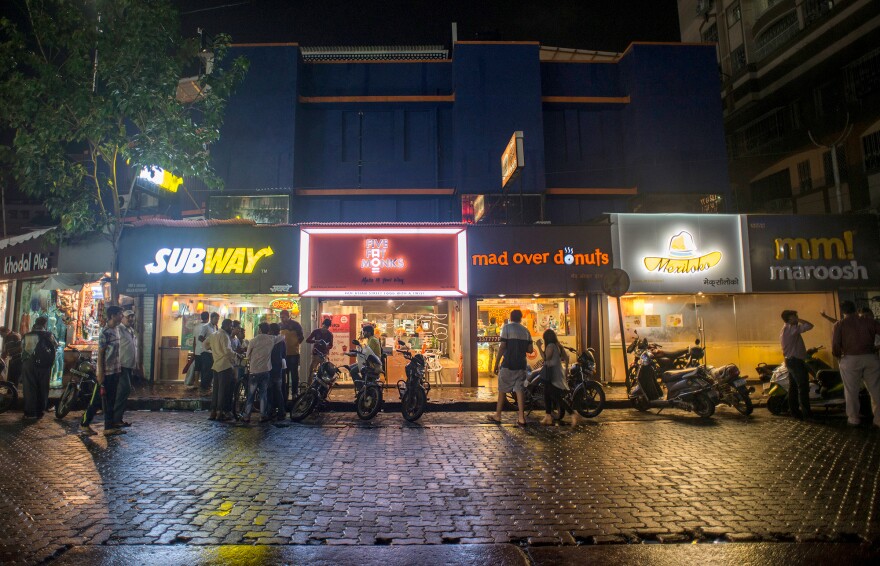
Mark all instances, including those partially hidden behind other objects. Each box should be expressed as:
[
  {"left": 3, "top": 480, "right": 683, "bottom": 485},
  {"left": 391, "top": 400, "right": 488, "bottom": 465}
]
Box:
[{"left": 462, "top": 296, "right": 478, "bottom": 387}]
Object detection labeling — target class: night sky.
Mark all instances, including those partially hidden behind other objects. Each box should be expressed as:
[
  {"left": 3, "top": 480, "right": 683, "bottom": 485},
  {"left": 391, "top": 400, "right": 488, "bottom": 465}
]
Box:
[{"left": 177, "top": 0, "right": 681, "bottom": 53}]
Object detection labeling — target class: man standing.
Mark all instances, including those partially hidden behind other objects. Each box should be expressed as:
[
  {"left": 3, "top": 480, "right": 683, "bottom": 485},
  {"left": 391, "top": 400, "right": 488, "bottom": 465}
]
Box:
[
  {"left": 832, "top": 300, "right": 880, "bottom": 428},
  {"left": 81, "top": 306, "right": 125, "bottom": 436},
  {"left": 0, "top": 326, "right": 23, "bottom": 386},
  {"left": 306, "top": 318, "right": 334, "bottom": 376},
  {"left": 21, "top": 317, "right": 58, "bottom": 419},
  {"left": 206, "top": 318, "right": 236, "bottom": 421},
  {"left": 485, "top": 317, "right": 500, "bottom": 375},
  {"left": 243, "top": 322, "right": 275, "bottom": 423},
  {"left": 268, "top": 323, "right": 287, "bottom": 420},
  {"left": 279, "top": 309, "right": 304, "bottom": 400},
  {"left": 488, "top": 310, "right": 533, "bottom": 427},
  {"left": 780, "top": 310, "right": 814, "bottom": 420},
  {"left": 199, "top": 312, "right": 219, "bottom": 390},
  {"left": 114, "top": 310, "right": 138, "bottom": 428}
]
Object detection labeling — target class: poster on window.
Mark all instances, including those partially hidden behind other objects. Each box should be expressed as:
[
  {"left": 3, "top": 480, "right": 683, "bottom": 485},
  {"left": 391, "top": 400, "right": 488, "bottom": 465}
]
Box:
[
  {"left": 645, "top": 315, "right": 662, "bottom": 328},
  {"left": 322, "top": 313, "right": 355, "bottom": 368},
  {"left": 667, "top": 314, "right": 683, "bottom": 328}
]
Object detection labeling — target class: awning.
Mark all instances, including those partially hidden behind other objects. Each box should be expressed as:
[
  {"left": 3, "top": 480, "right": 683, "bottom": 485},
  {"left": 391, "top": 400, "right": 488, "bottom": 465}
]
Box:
[{"left": 37, "top": 273, "right": 105, "bottom": 291}]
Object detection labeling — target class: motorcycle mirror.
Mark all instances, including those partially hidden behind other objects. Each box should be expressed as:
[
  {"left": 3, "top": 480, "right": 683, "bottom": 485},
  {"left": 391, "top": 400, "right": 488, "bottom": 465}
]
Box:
[
  {"left": 695, "top": 338, "right": 701, "bottom": 345},
  {"left": 351, "top": 340, "right": 360, "bottom": 346},
  {"left": 397, "top": 340, "right": 405, "bottom": 346}
]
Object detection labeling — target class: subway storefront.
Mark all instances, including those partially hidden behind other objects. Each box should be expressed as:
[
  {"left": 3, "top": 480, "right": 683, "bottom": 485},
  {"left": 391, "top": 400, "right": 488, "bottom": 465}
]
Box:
[{"left": 118, "top": 222, "right": 301, "bottom": 383}]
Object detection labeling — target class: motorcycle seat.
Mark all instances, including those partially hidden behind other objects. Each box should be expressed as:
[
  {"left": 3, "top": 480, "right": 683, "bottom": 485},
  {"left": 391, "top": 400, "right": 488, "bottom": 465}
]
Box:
[
  {"left": 661, "top": 367, "right": 700, "bottom": 382},
  {"left": 659, "top": 348, "right": 689, "bottom": 359}
]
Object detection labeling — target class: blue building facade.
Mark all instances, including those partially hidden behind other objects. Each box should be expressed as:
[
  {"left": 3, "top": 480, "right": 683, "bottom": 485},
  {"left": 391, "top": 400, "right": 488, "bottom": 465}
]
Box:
[{"left": 209, "top": 41, "right": 730, "bottom": 223}]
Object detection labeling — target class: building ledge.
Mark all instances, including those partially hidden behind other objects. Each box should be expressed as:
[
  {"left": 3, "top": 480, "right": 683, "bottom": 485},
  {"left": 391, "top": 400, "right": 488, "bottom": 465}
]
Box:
[
  {"left": 546, "top": 187, "right": 638, "bottom": 195},
  {"left": 295, "top": 188, "right": 455, "bottom": 196}
]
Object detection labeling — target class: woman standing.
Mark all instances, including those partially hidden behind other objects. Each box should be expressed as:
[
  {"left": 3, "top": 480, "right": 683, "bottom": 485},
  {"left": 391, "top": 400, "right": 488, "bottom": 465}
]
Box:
[{"left": 537, "top": 329, "right": 581, "bottom": 426}]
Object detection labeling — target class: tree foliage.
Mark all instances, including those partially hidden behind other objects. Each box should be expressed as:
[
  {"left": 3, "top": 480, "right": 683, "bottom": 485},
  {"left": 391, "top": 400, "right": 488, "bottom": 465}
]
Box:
[{"left": 0, "top": 0, "right": 248, "bottom": 242}]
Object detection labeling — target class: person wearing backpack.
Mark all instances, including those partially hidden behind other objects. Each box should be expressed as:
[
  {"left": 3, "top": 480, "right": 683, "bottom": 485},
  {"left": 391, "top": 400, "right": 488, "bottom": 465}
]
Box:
[
  {"left": 21, "top": 316, "right": 58, "bottom": 420},
  {"left": 80, "top": 306, "right": 125, "bottom": 436}
]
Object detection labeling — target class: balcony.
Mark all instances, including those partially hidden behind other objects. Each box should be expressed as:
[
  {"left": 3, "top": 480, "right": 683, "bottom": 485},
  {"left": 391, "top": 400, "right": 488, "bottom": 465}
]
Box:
[{"left": 752, "top": 11, "right": 801, "bottom": 62}]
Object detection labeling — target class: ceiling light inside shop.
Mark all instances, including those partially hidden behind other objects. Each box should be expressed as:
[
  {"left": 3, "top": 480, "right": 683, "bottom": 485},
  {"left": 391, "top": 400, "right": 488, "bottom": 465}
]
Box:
[
  {"left": 568, "top": 293, "right": 575, "bottom": 297},
  {"left": 498, "top": 294, "right": 505, "bottom": 298},
  {"left": 533, "top": 293, "right": 540, "bottom": 297}
]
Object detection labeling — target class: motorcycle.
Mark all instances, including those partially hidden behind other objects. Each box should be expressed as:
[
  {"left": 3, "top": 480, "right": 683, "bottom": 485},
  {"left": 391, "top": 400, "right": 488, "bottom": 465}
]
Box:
[
  {"left": 546, "top": 346, "right": 606, "bottom": 420},
  {"left": 396, "top": 340, "right": 430, "bottom": 422},
  {"left": 760, "top": 346, "right": 870, "bottom": 416},
  {"left": 702, "top": 363, "right": 753, "bottom": 415},
  {"left": 55, "top": 355, "right": 98, "bottom": 419},
  {"left": 624, "top": 331, "right": 703, "bottom": 394},
  {"left": 344, "top": 340, "right": 385, "bottom": 420},
  {"left": 289, "top": 341, "right": 340, "bottom": 422},
  {"left": 629, "top": 349, "right": 719, "bottom": 418},
  {"left": 0, "top": 359, "right": 18, "bottom": 414}
]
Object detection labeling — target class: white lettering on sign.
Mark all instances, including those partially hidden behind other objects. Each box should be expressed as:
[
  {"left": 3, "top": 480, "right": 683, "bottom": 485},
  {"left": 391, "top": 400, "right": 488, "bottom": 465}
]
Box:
[
  {"left": 3, "top": 253, "right": 50, "bottom": 275},
  {"left": 360, "top": 239, "right": 405, "bottom": 275},
  {"left": 144, "top": 246, "right": 274, "bottom": 275}
]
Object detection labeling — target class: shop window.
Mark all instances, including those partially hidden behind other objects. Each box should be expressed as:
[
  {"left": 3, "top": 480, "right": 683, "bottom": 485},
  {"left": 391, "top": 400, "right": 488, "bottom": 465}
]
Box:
[
  {"left": 207, "top": 194, "right": 290, "bottom": 224},
  {"left": 476, "top": 297, "right": 576, "bottom": 386},
  {"left": 797, "top": 160, "right": 813, "bottom": 192}
]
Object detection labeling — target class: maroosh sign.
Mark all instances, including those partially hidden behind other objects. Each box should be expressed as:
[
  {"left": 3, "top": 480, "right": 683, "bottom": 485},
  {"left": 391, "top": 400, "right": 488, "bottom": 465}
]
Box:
[
  {"left": 118, "top": 225, "right": 299, "bottom": 295},
  {"left": 747, "top": 215, "right": 880, "bottom": 292},
  {"left": 467, "top": 225, "right": 613, "bottom": 295}
]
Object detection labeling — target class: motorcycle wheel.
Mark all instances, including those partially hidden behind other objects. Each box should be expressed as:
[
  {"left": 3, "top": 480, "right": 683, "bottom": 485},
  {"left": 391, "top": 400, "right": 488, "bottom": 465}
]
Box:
[
  {"left": 401, "top": 387, "right": 427, "bottom": 422},
  {"left": 289, "top": 390, "right": 319, "bottom": 422},
  {"left": 356, "top": 385, "right": 383, "bottom": 420},
  {"left": 573, "top": 381, "right": 606, "bottom": 418},
  {"left": 732, "top": 385, "right": 754, "bottom": 416},
  {"left": 0, "top": 380, "right": 18, "bottom": 414},
  {"left": 625, "top": 366, "right": 637, "bottom": 395},
  {"left": 631, "top": 395, "right": 650, "bottom": 412},
  {"left": 54, "top": 382, "right": 76, "bottom": 418},
  {"left": 692, "top": 393, "right": 715, "bottom": 418},
  {"left": 767, "top": 394, "right": 788, "bottom": 415}
]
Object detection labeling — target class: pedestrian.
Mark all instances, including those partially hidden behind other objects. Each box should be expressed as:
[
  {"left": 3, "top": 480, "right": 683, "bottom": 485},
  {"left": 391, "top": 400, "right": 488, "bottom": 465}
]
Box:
[
  {"left": 832, "top": 300, "right": 880, "bottom": 428},
  {"left": 306, "top": 318, "right": 334, "bottom": 377},
  {"left": 487, "top": 310, "right": 533, "bottom": 427},
  {"left": 0, "top": 326, "right": 23, "bottom": 386},
  {"left": 20, "top": 317, "right": 58, "bottom": 420},
  {"left": 113, "top": 310, "right": 138, "bottom": 429},
  {"left": 81, "top": 306, "right": 125, "bottom": 436},
  {"left": 268, "top": 322, "right": 287, "bottom": 420},
  {"left": 199, "top": 312, "right": 219, "bottom": 390},
  {"left": 206, "top": 318, "right": 236, "bottom": 421},
  {"left": 243, "top": 322, "right": 275, "bottom": 423},
  {"left": 537, "top": 330, "right": 582, "bottom": 426},
  {"left": 279, "top": 310, "right": 304, "bottom": 400},
  {"left": 485, "top": 317, "right": 500, "bottom": 374},
  {"left": 188, "top": 312, "right": 210, "bottom": 389},
  {"left": 780, "top": 309, "right": 814, "bottom": 420}
]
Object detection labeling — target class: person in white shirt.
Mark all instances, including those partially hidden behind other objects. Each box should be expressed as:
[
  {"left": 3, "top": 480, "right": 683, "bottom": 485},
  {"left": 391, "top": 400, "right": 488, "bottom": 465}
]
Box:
[
  {"left": 206, "top": 318, "right": 236, "bottom": 421},
  {"left": 244, "top": 322, "right": 276, "bottom": 423}
]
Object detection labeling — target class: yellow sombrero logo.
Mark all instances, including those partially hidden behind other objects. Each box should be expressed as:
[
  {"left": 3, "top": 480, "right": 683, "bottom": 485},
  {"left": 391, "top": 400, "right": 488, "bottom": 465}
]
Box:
[{"left": 643, "top": 231, "right": 722, "bottom": 274}]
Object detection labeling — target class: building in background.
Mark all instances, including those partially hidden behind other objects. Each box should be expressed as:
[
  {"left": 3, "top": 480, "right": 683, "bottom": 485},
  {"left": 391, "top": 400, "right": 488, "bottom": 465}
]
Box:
[{"left": 679, "top": 0, "right": 880, "bottom": 213}]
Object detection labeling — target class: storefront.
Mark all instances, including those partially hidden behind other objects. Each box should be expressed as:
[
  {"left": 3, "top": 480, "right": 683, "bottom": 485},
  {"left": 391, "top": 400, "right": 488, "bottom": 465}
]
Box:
[
  {"left": 607, "top": 213, "right": 880, "bottom": 382},
  {"left": 299, "top": 226, "right": 467, "bottom": 385},
  {"left": 467, "top": 225, "right": 613, "bottom": 387},
  {"left": 118, "top": 221, "right": 301, "bottom": 383}
]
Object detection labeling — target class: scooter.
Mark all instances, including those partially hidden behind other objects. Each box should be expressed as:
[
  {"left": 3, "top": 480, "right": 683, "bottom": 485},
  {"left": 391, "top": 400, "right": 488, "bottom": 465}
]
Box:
[
  {"left": 396, "top": 340, "right": 430, "bottom": 422},
  {"left": 629, "top": 349, "right": 719, "bottom": 418},
  {"left": 703, "top": 363, "right": 753, "bottom": 415},
  {"left": 344, "top": 340, "right": 384, "bottom": 420}
]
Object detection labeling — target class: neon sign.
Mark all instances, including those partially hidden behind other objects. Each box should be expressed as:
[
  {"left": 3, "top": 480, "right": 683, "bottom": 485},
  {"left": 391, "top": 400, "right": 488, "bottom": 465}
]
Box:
[
  {"left": 144, "top": 246, "right": 274, "bottom": 275},
  {"left": 361, "top": 239, "right": 405, "bottom": 274},
  {"left": 643, "top": 231, "right": 721, "bottom": 274}
]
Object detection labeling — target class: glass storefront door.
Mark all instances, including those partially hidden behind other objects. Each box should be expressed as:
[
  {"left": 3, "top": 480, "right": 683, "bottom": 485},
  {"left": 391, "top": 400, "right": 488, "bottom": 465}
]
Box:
[
  {"left": 475, "top": 297, "right": 578, "bottom": 387},
  {"left": 155, "top": 294, "right": 302, "bottom": 382}
]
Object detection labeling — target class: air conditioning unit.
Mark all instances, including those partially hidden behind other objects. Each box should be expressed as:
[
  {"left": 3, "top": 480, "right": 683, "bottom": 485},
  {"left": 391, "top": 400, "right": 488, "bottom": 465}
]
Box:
[{"left": 696, "top": 0, "right": 714, "bottom": 17}]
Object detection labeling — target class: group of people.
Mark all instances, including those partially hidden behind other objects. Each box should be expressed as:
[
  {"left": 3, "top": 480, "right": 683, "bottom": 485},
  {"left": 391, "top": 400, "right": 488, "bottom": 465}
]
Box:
[{"left": 780, "top": 301, "right": 880, "bottom": 427}]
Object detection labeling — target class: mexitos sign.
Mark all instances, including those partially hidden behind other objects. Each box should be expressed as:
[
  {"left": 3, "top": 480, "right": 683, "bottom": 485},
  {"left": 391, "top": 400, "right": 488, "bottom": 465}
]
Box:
[
  {"left": 299, "top": 227, "right": 467, "bottom": 297},
  {"left": 612, "top": 214, "right": 745, "bottom": 293},
  {"left": 467, "top": 226, "right": 613, "bottom": 294},
  {"left": 747, "top": 215, "right": 880, "bottom": 292},
  {"left": 118, "top": 226, "right": 298, "bottom": 295}
]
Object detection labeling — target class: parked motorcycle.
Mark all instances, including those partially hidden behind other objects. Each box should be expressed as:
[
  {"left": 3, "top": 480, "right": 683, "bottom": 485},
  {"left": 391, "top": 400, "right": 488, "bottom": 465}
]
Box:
[
  {"left": 546, "top": 346, "right": 606, "bottom": 420},
  {"left": 0, "top": 359, "right": 18, "bottom": 414},
  {"left": 629, "top": 349, "right": 719, "bottom": 418},
  {"left": 703, "top": 363, "right": 753, "bottom": 415},
  {"left": 344, "top": 340, "right": 385, "bottom": 420},
  {"left": 396, "top": 340, "right": 430, "bottom": 422},
  {"left": 289, "top": 341, "right": 340, "bottom": 422},
  {"left": 624, "top": 331, "right": 703, "bottom": 394},
  {"left": 760, "top": 346, "right": 869, "bottom": 416},
  {"left": 55, "top": 355, "right": 98, "bottom": 419}
]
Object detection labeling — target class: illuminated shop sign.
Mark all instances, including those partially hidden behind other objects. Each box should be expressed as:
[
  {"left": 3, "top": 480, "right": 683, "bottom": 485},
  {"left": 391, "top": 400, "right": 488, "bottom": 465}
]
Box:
[
  {"left": 501, "top": 131, "right": 524, "bottom": 189},
  {"left": 612, "top": 214, "right": 745, "bottom": 293},
  {"left": 299, "top": 227, "right": 467, "bottom": 297},
  {"left": 144, "top": 246, "right": 274, "bottom": 275},
  {"left": 467, "top": 226, "right": 613, "bottom": 295},
  {"left": 139, "top": 166, "right": 183, "bottom": 193},
  {"left": 118, "top": 226, "right": 299, "bottom": 295},
  {"left": 747, "top": 215, "right": 880, "bottom": 292}
]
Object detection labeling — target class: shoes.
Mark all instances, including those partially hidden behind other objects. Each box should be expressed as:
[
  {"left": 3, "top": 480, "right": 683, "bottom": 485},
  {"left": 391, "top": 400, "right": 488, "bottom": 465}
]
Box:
[
  {"left": 540, "top": 415, "right": 554, "bottom": 426},
  {"left": 217, "top": 414, "right": 231, "bottom": 422},
  {"left": 23, "top": 414, "right": 39, "bottom": 421},
  {"left": 259, "top": 416, "right": 273, "bottom": 423},
  {"left": 80, "top": 425, "right": 97, "bottom": 436},
  {"left": 847, "top": 420, "right": 861, "bottom": 427},
  {"left": 208, "top": 413, "right": 218, "bottom": 421},
  {"left": 103, "top": 428, "right": 126, "bottom": 437},
  {"left": 114, "top": 421, "right": 132, "bottom": 428},
  {"left": 571, "top": 413, "right": 584, "bottom": 427},
  {"left": 486, "top": 414, "right": 502, "bottom": 424},
  {"left": 240, "top": 417, "right": 251, "bottom": 424}
]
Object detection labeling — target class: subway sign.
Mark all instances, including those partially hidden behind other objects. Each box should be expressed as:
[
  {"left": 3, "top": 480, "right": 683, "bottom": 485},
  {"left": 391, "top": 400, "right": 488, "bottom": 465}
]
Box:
[
  {"left": 118, "top": 226, "right": 298, "bottom": 295},
  {"left": 748, "top": 215, "right": 880, "bottom": 292}
]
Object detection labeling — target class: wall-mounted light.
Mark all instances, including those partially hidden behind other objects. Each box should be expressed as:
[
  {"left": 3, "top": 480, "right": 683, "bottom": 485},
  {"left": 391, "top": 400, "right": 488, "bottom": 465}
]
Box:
[
  {"left": 196, "top": 301, "right": 204, "bottom": 311},
  {"left": 171, "top": 300, "right": 180, "bottom": 312}
]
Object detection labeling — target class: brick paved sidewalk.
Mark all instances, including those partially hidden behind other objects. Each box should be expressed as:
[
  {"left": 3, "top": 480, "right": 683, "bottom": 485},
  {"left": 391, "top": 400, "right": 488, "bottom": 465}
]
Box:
[{"left": 1, "top": 410, "right": 877, "bottom": 564}]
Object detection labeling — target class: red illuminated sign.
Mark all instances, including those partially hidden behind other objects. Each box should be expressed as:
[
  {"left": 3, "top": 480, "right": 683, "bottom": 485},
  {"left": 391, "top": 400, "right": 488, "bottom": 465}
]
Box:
[{"left": 299, "top": 227, "right": 467, "bottom": 297}]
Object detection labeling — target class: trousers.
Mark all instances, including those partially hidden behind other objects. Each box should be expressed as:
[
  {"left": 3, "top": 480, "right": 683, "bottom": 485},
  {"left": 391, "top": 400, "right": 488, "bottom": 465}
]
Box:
[
  {"left": 784, "top": 357, "right": 812, "bottom": 417},
  {"left": 839, "top": 354, "right": 880, "bottom": 426},
  {"left": 114, "top": 367, "right": 133, "bottom": 424},
  {"left": 22, "top": 362, "right": 51, "bottom": 417},
  {"left": 211, "top": 368, "right": 234, "bottom": 415},
  {"left": 83, "top": 372, "right": 121, "bottom": 428}
]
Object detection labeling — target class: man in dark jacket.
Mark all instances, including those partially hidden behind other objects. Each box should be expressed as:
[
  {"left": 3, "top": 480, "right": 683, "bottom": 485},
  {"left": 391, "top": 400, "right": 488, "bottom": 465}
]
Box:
[
  {"left": 1, "top": 326, "right": 23, "bottom": 386},
  {"left": 21, "top": 317, "right": 58, "bottom": 419}
]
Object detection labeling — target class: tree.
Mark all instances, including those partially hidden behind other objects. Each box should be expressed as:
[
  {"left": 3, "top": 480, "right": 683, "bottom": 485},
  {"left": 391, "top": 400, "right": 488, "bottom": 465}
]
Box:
[{"left": 0, "top": 0, "right": 247, "bottom": 299}]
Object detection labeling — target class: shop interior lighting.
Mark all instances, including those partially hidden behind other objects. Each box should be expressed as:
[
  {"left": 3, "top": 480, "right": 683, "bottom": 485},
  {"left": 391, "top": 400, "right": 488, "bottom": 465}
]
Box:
[
  {"left": 568, "top": 293, "right": 576, "bottom": 297},
  {"left": 171, "top": 300, "right": 180, "bottom": 312},
  {"left": 498, "top": 294, "right": 505, "bottom": 298},
  {"left": 196, "top": 301, "right": 204, "bottom": 311},
  {"left": 533, "top": 293, "right": 540, "bottom": 297}
]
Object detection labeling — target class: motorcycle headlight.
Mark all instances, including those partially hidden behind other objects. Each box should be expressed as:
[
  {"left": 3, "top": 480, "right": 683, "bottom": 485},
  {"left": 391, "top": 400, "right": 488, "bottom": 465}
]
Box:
[
  {"left": 638, "top": 352, "right": 651, "bottom": 366},
  {"left": 77, "top": 361, "right": 94, "bottom": 374}
]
